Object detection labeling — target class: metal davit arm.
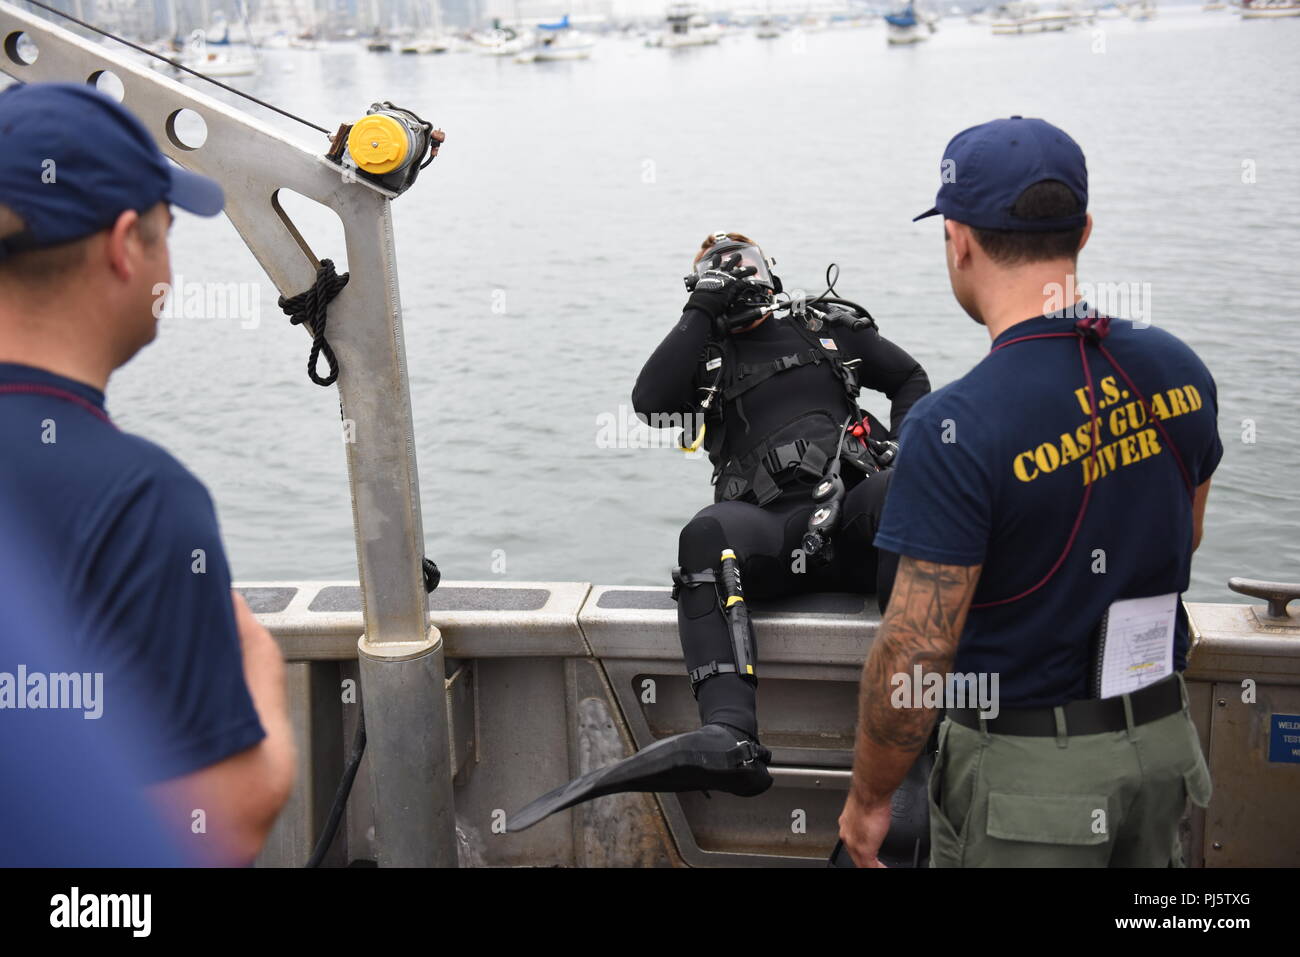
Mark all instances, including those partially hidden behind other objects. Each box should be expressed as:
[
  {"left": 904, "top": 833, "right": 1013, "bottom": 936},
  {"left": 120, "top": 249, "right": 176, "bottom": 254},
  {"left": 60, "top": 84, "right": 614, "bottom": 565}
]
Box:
[{"left": 0, "top": 2, "right": 457, "bottom": 867}]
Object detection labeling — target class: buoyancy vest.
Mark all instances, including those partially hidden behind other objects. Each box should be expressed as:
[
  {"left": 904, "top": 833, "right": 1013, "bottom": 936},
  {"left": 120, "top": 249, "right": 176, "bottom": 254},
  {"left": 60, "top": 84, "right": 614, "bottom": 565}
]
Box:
[{"left": 699, "top": 309, "right": 885, "bottom": 506}]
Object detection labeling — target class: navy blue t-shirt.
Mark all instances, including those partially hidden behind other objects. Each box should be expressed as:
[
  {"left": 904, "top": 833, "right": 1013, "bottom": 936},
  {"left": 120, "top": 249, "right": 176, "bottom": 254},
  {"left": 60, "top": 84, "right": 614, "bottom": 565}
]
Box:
[
  {"left": 1, "top": 511, "right": 189, "bottom": 865},
  {"left": 875, "top": 313, "right": 1223, "bottom": 708},
  {"left": 0, "top": 362, "right": 264, "bottom": 781}
]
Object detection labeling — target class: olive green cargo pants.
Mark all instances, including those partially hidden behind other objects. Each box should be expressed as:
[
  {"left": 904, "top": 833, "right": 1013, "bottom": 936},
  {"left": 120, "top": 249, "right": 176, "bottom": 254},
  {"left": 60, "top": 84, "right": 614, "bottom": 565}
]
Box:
[{"left": 928, "top": 675, "right": 1212, "bottom": 867}]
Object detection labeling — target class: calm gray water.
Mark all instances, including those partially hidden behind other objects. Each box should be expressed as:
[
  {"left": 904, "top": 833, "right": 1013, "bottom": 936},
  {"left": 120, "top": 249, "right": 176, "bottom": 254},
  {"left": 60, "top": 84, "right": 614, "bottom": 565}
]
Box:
[{"left": 111, "top": 9, "right": 1300, "bottom": 602}]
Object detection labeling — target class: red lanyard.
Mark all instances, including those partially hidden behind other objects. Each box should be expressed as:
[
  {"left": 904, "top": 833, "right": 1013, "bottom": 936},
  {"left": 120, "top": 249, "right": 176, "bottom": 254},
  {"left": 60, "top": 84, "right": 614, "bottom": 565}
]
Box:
[
  {"left": 0, "top": 383, "right": 116, "bottom": 429},
  {"left": 972, "top": 314, "right": 1193, "bottom": 610}
]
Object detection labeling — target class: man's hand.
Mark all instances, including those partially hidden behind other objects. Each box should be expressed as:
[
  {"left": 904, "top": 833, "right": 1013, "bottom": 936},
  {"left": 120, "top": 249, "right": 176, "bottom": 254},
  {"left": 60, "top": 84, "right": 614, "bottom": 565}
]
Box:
[{"left": 838, "top": 789, "right": 895, "bottom": 868}]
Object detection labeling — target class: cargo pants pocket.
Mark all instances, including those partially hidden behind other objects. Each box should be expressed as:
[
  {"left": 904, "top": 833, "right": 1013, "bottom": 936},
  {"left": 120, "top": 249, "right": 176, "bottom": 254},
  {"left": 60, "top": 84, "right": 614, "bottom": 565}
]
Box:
[
  {"left": 927, "top": 720, "right": 966, "bottom": 868},
  {"left": 984, "top": 792, "right": 1112, "bottom": 847}
]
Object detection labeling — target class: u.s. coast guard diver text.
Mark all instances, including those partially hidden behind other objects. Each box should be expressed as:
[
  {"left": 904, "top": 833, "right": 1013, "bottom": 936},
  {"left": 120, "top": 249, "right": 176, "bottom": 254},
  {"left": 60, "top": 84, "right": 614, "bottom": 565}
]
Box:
[{"left": 1011, "top": 374, "right": 1205, "bottom": 487}]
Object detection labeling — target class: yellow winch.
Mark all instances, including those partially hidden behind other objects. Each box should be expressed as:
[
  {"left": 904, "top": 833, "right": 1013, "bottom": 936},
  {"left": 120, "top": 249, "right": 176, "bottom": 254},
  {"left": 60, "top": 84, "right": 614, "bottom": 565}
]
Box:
[
  {"left": 329, "top": 101, "right": 444, "bottom": 195},
  {"left": 347, "top": 113, "right": 412, "bottom": 175}
]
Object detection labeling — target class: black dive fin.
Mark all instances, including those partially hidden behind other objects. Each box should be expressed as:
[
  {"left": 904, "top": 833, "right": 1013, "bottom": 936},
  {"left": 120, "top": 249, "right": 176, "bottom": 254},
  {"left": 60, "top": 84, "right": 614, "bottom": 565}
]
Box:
[{"left": 507, "top": 724, "right": 772, "bottom": 832}]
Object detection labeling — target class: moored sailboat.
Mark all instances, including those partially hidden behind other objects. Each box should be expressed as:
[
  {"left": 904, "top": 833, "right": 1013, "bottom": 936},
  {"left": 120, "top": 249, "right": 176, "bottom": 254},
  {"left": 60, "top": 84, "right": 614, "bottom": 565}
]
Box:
[{"left": 884, "top": 2, "right": 930, "bottom": 44}]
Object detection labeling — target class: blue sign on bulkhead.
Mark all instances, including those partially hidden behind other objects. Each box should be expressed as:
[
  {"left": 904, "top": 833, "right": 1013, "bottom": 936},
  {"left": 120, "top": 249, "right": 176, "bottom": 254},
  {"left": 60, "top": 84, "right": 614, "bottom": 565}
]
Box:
[{"left": 1268, "top": 714, "right": 1300, "bottom": 764}]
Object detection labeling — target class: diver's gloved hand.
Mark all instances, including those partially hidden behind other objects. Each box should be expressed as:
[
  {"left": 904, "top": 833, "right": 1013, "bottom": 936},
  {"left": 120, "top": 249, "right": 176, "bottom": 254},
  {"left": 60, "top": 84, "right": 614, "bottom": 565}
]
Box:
[{"left": 684, "top": 251, "right": 758, "bottom": 322}]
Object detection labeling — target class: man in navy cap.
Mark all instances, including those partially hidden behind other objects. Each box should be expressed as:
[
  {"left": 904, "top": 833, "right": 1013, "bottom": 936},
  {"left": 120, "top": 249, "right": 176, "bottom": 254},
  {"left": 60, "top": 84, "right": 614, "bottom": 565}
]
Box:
[
  {"left": 0, "top": 83, "right": 295, "bottom": 865},
  {"left": 837, "top": 117, "right": 1220, "bottom": 867}
]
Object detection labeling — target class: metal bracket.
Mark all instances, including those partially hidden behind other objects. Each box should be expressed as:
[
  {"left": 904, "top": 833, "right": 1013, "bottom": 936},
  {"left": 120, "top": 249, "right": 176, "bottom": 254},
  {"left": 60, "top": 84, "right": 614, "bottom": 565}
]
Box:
[{"left": 445, "top": 661, "right": 478, "bottom": 783}]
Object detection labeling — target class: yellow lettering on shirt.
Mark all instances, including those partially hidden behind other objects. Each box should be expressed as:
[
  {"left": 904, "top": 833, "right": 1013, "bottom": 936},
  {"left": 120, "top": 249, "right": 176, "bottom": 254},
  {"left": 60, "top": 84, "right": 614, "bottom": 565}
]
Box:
[
  {"left": 1013, "top": 451, "right": 1039, "bottom": 482},
  {"left": 1136, "top": 428, "right": 1162, "bottom": 459},
  {"left": 1012, "top": 378, "right": 1203, "bottom": 488},
  {"left": 1166, "top": 387, "right": 1192, "bottom": 418},
  {"left": 1034, "top": 442, "right": 1061, "bottom": 474},
  {"left": 1108, "top": 405, "right": 1128, "bottom": 439},
  {"left": 1072, "top": 385, "right": 1093, "bottom": 416},
  {"left": 1099, "top": 375, "right": 1121, "bottom": 406},
  {"left": 1058, "top": 430, "right": 1082, "bottom": 465}
]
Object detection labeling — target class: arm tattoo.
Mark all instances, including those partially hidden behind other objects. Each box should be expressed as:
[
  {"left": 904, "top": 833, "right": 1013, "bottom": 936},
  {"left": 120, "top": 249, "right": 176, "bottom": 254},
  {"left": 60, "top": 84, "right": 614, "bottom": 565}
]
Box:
[{"left": 859, "top": 556, "right": 982, "bottom": 753}]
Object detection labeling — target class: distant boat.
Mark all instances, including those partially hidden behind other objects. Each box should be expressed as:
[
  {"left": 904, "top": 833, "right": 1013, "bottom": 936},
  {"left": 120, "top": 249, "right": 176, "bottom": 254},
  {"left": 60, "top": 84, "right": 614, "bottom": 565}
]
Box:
[
  {"left": 884, "top": 3, "right": 930, "bottom": 43},
  {"left": 168, "top": 29, "right": 258, "bottom": 77},
  {"left": 1240, "top": 0, "right": 1300, "bottom": 16},
  {"left": 175, "top": 47, "right": 258, "bottom": 77},
  {"left": 473, "top": 24, "right": 531, "bottom": 56},
  {"left": 1059, "top": 0, "right": 1096, "bottom": 23},
  {"left": 648, "top": 4, "right": 723, "bottom": 47},
  {"left": 755, "top": 16, "right": 783, "bottom": 38},
  {"left": 990, "top": 2, "right": 1075, "bottom": 32},
  {"left": 400, "top": 1, "right": 454, "bottom": 54},
  {"left": 514, "top": 15, "right": 596, "bottom": 62},
  {"left": 204, "top": 12, "right": 233, "bottom": 46},
  {"left": 186, "top": 52, "right": 258, "bottom": 76},
  {"left": 1127, "top": 0, "right": 1158, "bottom": 20},
  {"left": 365, "top": 26, "right": 394, "bottom": 52},
  {"left": 400, "top": 33, "right": 451, "bottom": 54}
]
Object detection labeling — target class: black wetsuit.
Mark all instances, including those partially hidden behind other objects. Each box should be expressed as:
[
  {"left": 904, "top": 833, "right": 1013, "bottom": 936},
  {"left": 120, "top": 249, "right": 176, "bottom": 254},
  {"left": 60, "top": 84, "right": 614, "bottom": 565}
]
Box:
[{"left": 633, "top": 306, "right": 930, "bottom": 738}]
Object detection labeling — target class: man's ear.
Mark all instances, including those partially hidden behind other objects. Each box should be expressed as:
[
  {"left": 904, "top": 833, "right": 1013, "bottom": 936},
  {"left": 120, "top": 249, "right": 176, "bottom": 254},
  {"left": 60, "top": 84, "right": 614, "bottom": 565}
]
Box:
[
  {"left": 104, "top": 208, "right": 141, "bottom": 282},
  {"left": 945, "top": 219, "right": 972, "bottom": 269}
]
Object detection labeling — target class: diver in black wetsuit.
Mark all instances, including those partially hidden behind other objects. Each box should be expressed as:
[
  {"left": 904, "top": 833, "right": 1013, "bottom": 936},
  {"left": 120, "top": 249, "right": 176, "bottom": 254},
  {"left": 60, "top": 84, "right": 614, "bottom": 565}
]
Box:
[
  {"left": 634, "top": 232, "right": 928, "bottom": 742},
  {"left": 508, "top": 231, "right": 929, "bottom": 833}
]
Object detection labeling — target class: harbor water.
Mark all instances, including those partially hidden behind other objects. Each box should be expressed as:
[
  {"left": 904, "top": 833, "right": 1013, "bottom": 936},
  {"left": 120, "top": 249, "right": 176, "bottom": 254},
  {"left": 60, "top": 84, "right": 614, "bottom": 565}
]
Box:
[{"left": 111, "top": 9, "right": 1300, "bottom": 601}]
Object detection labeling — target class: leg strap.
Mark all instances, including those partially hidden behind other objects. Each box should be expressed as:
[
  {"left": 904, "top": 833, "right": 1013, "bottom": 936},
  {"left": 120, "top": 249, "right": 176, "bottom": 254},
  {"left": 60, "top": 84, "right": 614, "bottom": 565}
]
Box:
[
  {"left": 672, "top": 560, "right": 759, "bottom": 698},
  {"left": 671, "top": 566, "right": 717, "bottom": 602},
  {"left": 688, "top": 660, "right": 740, "bottom": 690}
]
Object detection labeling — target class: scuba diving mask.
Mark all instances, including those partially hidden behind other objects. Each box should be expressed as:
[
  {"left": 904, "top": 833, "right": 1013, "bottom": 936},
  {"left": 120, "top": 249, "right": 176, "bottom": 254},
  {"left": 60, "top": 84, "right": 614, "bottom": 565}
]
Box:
[
  {"left": 690, "top": 233, "right": 778, "bottom": 293},
  {"left": 684, "top": 233, "right": 782, "bottom": 334}
]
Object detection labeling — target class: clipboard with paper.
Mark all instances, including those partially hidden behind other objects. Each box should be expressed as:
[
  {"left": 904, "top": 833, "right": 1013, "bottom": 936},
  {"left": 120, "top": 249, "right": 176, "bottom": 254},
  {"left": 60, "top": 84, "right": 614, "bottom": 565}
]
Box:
[{"left": 1089, "top": 592, "right": 1179, "bottom": 699}]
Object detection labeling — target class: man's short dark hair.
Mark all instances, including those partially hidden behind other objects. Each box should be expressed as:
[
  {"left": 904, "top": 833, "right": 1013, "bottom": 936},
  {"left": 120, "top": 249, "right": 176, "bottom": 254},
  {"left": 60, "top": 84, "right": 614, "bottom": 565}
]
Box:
[
  {"left": 970, "top": 180, "right": 1085, "bottom": 266},
  {"left": 0, "top": 203, "right": 89, "bottom": 282},
  {"left": 0, "top": 202, "right": 166, "bottom": 285}
]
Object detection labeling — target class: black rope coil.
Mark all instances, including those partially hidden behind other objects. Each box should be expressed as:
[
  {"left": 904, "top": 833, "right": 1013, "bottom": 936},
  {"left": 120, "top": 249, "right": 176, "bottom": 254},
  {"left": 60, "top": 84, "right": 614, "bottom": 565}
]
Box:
[
  {"left": 422, "top": 557, "right": 441, "bottom": 593},
  {"left": 278, "top": 259, "right": 349, "bottom": 387}
]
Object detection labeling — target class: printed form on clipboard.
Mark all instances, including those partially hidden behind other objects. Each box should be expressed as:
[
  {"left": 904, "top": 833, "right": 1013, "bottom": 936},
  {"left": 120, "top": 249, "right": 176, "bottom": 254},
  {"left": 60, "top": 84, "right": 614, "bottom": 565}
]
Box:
[{"left": 1090, "top": 592, "right": 1179, "bottom": 699}]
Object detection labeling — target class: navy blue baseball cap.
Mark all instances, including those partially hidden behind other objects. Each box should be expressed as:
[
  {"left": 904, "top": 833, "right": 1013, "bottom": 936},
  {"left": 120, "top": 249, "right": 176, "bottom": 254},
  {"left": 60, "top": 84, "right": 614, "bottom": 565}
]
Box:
[
  {"left": 0, "top": 82, "right": 224, "bottom": 260},
  {"left": 913, "top": 116, "right": 1088, "bottom": 231}
]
